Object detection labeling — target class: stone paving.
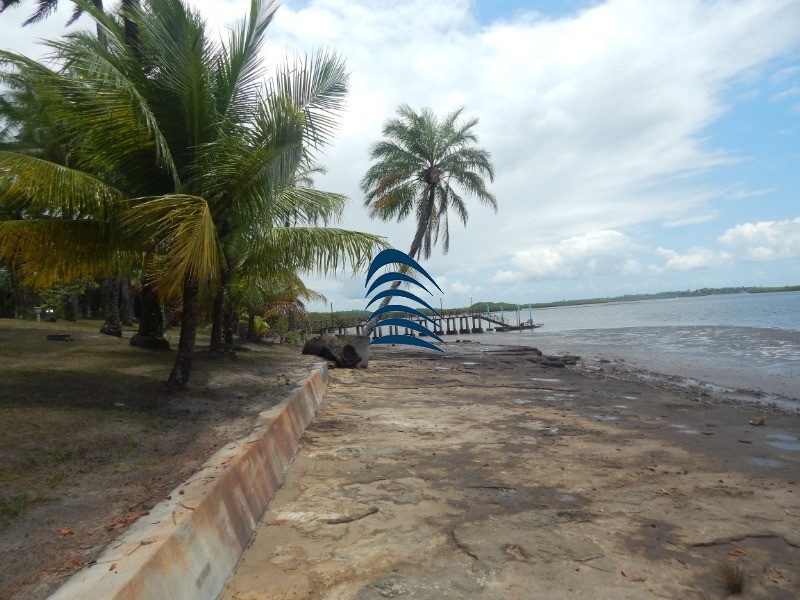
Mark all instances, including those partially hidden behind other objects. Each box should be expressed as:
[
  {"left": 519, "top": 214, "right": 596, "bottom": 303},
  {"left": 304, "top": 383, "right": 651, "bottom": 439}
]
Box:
[{"left": 220, "top": 345, "right": 800, "bottom": 599}]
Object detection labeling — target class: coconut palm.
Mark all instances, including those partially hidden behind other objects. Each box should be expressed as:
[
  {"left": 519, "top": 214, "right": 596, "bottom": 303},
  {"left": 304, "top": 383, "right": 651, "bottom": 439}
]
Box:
[
  {"left": 0, "top": 0, "right": 383, "bottom": 386},
  {"left": 361, "top": 104, "right": 496, "bottom": 303}
]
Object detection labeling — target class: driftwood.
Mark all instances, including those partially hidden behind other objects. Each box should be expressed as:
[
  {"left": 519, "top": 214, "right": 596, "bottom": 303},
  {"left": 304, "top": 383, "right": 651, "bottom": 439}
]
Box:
[
  {"left": 46, "top": 334, "right": 72, "bottom": 341},
  {"left": 302, "top": 335, "right": 369, "bottom": 368}
]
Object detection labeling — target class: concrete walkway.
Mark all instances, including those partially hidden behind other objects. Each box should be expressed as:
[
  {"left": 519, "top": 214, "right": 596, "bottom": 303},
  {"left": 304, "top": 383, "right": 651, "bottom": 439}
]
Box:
[
  {"left": 48, "top": 366, "right": 328, "bottom": 600},
  {"left": 220, "top": 346, "right": 800, "bottom": 599}
]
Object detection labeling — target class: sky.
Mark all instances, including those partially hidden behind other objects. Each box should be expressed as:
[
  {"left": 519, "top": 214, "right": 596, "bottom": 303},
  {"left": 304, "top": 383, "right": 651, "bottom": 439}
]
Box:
[{"left": 2, "top": 0, "right": 800, "bottom": 311}]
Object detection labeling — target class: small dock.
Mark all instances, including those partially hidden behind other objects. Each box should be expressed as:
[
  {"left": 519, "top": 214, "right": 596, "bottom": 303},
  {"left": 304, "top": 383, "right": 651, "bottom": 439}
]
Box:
[{"left": 312, "top": 309, "right": 542, "bottom": 338}]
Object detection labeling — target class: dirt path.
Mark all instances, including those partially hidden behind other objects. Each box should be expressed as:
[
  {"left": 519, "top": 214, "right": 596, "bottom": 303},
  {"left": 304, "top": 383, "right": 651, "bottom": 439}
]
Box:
[{"left": 220, "top": 344, "right": 800, "bottom": 599}]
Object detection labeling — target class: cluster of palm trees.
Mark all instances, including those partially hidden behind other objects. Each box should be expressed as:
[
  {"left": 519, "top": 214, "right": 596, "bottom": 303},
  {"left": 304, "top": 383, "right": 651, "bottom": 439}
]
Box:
[
  {"left": 0, "top": 0, "right": 499, "bottom": 386},
  {"left": 0, "top": 0, "right": 384, "bottom": 386}
]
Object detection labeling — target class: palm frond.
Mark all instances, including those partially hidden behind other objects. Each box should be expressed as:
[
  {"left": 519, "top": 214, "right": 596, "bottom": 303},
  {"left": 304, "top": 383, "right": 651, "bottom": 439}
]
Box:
[
  {"left": 270, "top": 50, "right": 349, "bottom": 150},
  {"left": 121, "top": 194, "right": 224, "bottom": 297},
  {"left": 0, "top": 218, "right": 138, "bottom": 288},
  {"left": 272, "top": 187, "right": 347, "bottom": 226},
  {"left": 0, "top": 151, "right": 124, "bottom": 220},
  {"left": 363, "top": 104, "right": 496, "bottom": 257},
  {"left": 247, "top": 226, "right": 386, "bottom": 275},
  {"left": 216, "top": 0, "right": 280, "bottom": 122},
  {"left": 36, "top": 22, "right": 183, "bottom": 189}
]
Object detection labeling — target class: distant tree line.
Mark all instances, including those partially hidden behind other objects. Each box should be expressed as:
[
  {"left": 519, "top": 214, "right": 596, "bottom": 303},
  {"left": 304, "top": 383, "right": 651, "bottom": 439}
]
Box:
[
  {"left": 302, "top": 285, "right": 799, "bottom": 327},
  {"left": 474, "top": 286, "right": 800, "bottom": 311}
]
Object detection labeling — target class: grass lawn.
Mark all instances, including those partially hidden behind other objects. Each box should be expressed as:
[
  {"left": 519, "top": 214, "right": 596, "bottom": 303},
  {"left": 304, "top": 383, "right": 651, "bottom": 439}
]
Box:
[{"left": 0, "top": 318, "right": 318, "bottom": 600}]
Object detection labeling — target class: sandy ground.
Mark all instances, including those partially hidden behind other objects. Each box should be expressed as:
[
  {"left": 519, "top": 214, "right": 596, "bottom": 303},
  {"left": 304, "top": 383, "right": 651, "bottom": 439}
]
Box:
[{"left": 220, "top": 343, "right": 800, "bottom": 600}]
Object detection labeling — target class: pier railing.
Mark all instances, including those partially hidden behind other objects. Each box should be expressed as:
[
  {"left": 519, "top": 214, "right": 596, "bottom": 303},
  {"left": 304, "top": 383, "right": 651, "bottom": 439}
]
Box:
[{"left": 309, "top": 308, "right": 542, "bottom": 336}]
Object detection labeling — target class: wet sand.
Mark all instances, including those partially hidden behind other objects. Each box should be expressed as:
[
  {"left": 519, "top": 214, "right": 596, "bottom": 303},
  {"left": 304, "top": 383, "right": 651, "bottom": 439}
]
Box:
[
  {"left": 467, "top": 326, "right": 800, "bottom": 406},
  {"left": 220, "top": 343, "right": 800, "bottom": 599}
]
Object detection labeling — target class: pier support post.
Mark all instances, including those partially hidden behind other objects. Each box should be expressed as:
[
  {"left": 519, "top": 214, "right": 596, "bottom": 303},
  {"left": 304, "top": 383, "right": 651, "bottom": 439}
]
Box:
[
  {"left": 459, "top": 317, "right": 470, "bottom": 334},
  {"left": 446, "top": 317, "right": 457, "bottom": 335}
]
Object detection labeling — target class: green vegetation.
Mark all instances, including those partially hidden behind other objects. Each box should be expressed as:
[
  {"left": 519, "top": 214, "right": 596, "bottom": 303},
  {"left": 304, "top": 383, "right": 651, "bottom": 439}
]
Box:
[
  {"left": 0, "top": 0, "right": 383, "bottom": 386},
  {"left": 304, "top": 285, "right": 798, "bottom": 330},
  {"left": 746, "top": 285, "right": 800, "bottom": 294},
  {"left": 471, "top": 286, "right": 800, "bottom": 311},
  {"left": 307, "top": 309, "right": 371, "bottom": 327}
]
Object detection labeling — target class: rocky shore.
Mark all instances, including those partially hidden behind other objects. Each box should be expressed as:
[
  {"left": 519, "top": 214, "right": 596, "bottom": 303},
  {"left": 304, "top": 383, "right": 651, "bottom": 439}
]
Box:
[{"left": 221, "top": 343, "right": 800, "bottom": 599}]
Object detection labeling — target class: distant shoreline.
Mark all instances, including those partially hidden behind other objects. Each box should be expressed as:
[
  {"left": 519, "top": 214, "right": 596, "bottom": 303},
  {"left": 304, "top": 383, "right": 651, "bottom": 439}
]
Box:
[
  {"left": 311, "top": 286, "right": 800, "bottom": 322},
  {"left": 480, "top": 285, "right": 800, "bottom": 311}
]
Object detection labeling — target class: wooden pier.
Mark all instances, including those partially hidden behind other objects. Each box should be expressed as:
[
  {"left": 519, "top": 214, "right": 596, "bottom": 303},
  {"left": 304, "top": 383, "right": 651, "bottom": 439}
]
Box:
[{"left": 311, "top": 309, "right": 542, "bottom": 338}]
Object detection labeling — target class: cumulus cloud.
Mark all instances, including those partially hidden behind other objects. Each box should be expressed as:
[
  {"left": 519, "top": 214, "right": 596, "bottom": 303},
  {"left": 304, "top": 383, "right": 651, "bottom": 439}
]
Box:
[
  {"left": 449, "top": 281, "right": 473, "bottom": 294},
  {"left": 718, "top": 217, "right": 800, "bottom": 261},
  {"left": 503, "top": 230, "right": 644, "bottom": 280},
  {"left": 3, "top": 0, "right": 799, "bottom": 305},
  {"left": 654, "top": 247, "right": 732, "bottom": 272},
  {"left": 492, "top": 270, "right": 524, "bottom": 284},
  {"left": 265, "top": 0, "right": 796, "bottom": 279}
]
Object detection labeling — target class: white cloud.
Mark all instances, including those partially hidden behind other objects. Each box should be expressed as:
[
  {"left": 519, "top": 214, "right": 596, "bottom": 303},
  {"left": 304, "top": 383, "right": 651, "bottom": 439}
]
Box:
[
  {"left": 727, "top": 186, "right": 776, "bottom": 201},
  {"left": 0, "top": 4, "right": 81, "bottom": 61},
  {"left": 771, "top": 65, "right": 800, "bottom": 84},
  {"left": 655, "top": 247, "right": 732, "bottom": 272},
  {"left": 508, "top": 230, "right": 643, "bottom": 279},
  {"left": 492, "top": 270, "right": 524, "bottom": 284},
  {"left": 449, "top": 281, "right": 473, "bottom": 294},
  {"left": 248, "top": 0, "right": 800, "bottom": 274},
  {"left": 2, "top": 0, "right": 799, "bottom": 306},
  {"left": 772, "top": 85, "right": 800, "bottom": 102},
  {"left": 718, "top": 217, "right": 800, "bottom": 261}
]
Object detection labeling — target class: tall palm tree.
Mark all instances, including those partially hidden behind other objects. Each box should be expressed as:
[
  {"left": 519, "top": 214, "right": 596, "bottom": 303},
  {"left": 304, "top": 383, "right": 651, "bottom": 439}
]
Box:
[
  {"left": 0, "top": 0, "right": 383, "bottom": 386},
  {"left": 361, "top": 104, "right": 496, "bottom": 303}
]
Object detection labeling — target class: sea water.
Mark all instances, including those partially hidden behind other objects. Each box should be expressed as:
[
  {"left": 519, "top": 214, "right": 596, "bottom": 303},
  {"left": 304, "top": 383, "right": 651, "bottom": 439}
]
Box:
[
  {"left": 487, "top": 291, "right": 799, "bottom": 331},
  {"left": 465, "top": 292, "right": 800, "bottom": 403}
]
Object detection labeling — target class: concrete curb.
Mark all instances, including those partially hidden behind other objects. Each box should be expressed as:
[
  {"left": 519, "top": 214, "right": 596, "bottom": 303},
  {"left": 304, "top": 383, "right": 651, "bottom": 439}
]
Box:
[{"left": 48, "top": 364, "right": 329, "bottom": 600}]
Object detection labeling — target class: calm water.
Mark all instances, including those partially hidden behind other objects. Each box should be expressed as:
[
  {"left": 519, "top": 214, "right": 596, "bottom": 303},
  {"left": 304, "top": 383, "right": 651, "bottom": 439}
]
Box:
[
  {"left": 491, "top": 291, "right": 799, "bottom": 332},
  {"left": 463, "top": 292, "right": 800, "bottom": 402}
]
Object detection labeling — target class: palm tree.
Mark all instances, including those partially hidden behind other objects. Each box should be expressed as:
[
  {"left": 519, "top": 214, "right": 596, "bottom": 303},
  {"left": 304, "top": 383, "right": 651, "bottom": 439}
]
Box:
[
  {"left": 0, "top": 0, "right": 383, "bottom": 386},
  {"left": 361, "top": 104, "right": 497, "bottom": 303}
]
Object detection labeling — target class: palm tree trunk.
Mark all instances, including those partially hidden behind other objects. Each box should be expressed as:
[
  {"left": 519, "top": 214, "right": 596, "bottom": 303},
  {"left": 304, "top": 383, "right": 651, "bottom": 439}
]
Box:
[
  {"left": 100, "top": 275, "right": 122, "bottom": 336},
  {"left": 378, "top": 188, "right": 434, "bottom": 308},
  {"left": 64, "top": 293, "right": 79, "bottom": 321},
  {"left": 82, "top": 281, "right": 99, "bottom": 318},
  {"left": 209, "top": 268, "right": 230, "bottom": 352},
  {"left": 247, "top": 310, "right": 257, "bottom": 341},
  {"left": 210, "top": 287, "right": 225, "bottom": 352},
  {"left": 167, "top": 278, "right": 199, "bottom": 387},
  {"left": 119, "top": 277, "right": 134, "bottom": 325},
  {"left": 121, "top": 0, "right": 140, "bottom": 57},
  {"left": 130, "top": 280, "right": 170, "bottom": 349},
  {"left": 93, "top": 0, "right": 106, "bottom": 44}
]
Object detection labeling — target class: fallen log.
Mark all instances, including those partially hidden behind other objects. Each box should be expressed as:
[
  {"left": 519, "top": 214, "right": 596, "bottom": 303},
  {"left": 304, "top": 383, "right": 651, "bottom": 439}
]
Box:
[
  {"left": 302, "top": 335, "right": 370, "bottom": 368},
  {"left": 46, "top": 334, "right": 72, "bottom": 341}
]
